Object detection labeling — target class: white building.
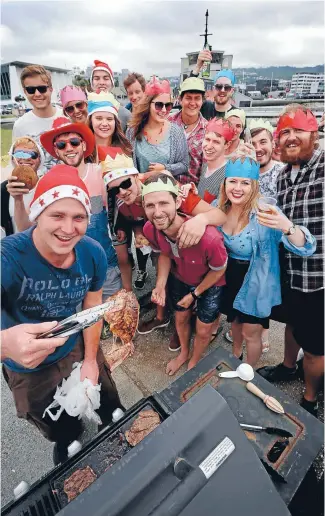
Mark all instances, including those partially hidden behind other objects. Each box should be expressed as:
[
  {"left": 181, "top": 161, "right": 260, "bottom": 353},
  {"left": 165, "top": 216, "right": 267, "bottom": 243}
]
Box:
[
  {"left": 290, "top": 72, "right": 324, "bottom": 95},
  {"left": 180, "top": 50, "right": 233, "bottom": 90},
  {"left": 1, "top": 61, "right": 71, "bottom": 106}
]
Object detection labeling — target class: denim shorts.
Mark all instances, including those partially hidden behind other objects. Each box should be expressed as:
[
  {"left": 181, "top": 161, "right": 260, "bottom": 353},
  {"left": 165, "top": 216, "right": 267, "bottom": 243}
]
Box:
[
  {"left": 102, "top": 266, "right": 122, "bottom": 298},
  {"left": 167, "top": 274, "right": 223, "bottom": 324}
]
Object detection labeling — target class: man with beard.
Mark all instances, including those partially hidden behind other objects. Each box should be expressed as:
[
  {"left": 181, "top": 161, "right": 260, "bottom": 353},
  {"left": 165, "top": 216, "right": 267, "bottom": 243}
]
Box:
[
  {"left": 102, "top": 149, "right": 227, "bottom": 342},
  {"left": 142, "top": 174, "right": 227, "bottom": 375},
  {"left": 257, "top": 106, "right": 324, "bottom": 418},
  {"left": 90, "top": 60, "right": 131, "bottom": 131},
  {"left": 190, "top": 51, "right": 236, "bottom": 120},
  {"left": 168, "top": 77, "right": 207, "bottom": 185},
  {"left": 249, "top": 119, "right": 284, "bottom": 198}
]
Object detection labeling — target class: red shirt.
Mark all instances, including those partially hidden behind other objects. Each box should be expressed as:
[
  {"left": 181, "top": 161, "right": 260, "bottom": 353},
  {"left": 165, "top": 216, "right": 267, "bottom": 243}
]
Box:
[{"left": 143, "top": 220, "right": 227, "bottom": 287}]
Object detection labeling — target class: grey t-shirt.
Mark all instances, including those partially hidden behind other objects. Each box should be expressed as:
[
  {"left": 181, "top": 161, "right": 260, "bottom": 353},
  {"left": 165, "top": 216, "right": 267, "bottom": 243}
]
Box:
[{"left": 197, "top": 162, "right": 227, "bottom": 202}]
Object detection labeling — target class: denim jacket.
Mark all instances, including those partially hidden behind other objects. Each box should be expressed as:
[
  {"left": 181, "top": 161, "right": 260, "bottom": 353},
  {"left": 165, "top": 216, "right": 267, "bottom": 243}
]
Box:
[{"left": 218, "top": 211, "right": 316, "bottom": 318}]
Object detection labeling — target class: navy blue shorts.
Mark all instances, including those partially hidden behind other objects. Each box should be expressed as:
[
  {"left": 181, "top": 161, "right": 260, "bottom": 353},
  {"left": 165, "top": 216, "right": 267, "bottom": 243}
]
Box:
[{"left": 167, "top": 274, "right": 222, "bottom": 324}]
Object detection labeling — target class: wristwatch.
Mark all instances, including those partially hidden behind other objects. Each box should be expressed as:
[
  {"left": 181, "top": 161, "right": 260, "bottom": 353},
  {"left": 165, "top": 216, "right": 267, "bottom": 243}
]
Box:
[
  {"left": 190, "top": 290, "right": 199, "bottom": 300},
  {"left": 284, "top": 224, "right": 296, "bottom": 236}
]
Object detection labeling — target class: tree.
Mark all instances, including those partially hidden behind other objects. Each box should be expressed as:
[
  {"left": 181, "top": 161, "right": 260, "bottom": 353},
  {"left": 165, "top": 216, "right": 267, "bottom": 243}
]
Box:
[{"left": 72, "top": 75, "right": 91, "bottom": 92}]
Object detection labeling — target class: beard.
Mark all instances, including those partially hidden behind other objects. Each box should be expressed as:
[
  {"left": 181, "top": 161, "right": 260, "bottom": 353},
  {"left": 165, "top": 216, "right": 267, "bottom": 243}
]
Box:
[
  {"left": 152, "top": 211, "right": 176, "bottom": 231},
  {"left": 214, "top": 94, "right": 229, "bottom": 106},
  {"left": 62, "top": 153, "right": 84, "bottom": 167},
  {"left": 258, "top": 151, "right": 273, "bottom": 168},
  {"left": 280, "top": 134, "right": 316, "bottom": 165}
]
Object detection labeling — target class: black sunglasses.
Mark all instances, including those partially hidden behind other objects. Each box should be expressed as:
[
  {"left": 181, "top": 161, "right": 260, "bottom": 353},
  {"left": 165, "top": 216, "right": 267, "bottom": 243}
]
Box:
[
  {"left": 65, "top": 101, "right": 87, "bottom": 114},
  {"left": 25, "top": 85, "right": 49, "bottom": 94},
  {"left": 54, "top": 137, "right": 82, "bottom": 150},
  {"left": 13, "top": 150, "right": 39, "bottom": 160},
  {"left": 215, "top": 84, "right": 232, "bottom": 92},
  {"left": 152, "top": 101, "right": 173, "bottom": 113},
  {"left": 109, "top": 178, "right": 132, "bottom": 196}
]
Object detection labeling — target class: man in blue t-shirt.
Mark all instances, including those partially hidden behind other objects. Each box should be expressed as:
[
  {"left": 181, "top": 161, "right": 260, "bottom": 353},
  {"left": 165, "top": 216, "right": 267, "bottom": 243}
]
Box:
[{"left": 1, "top": 164, "right": 122, "bottom": 464}]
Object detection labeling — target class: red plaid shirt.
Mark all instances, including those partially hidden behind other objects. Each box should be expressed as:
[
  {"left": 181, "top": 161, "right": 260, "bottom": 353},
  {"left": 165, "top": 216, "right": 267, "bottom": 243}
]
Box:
[{"left": 169, "top": 110, "right": 207, "bottom": 185}]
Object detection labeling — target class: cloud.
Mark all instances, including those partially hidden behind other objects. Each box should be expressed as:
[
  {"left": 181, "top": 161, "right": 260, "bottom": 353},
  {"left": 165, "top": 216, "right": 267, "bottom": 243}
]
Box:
[{"left": 2, "top": 1, "right": 324, "bottom": 75}]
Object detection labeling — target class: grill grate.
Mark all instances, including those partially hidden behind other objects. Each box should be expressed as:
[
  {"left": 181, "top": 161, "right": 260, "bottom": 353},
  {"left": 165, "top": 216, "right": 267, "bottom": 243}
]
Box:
[{"left": 4, "top": 491, "right": 58, "bottom": 516}]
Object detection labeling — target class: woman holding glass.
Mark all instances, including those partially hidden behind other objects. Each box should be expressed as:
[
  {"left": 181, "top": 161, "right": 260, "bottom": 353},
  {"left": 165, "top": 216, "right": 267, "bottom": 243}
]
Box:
[{"left": 215, "top": 156, "right": 316, "bottom": 367}]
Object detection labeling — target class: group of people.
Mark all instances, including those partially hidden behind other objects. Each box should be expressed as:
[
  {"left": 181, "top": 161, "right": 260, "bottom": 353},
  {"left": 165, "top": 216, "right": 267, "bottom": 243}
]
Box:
[{"left": 1, "top": 52, "right": 324, "bottom": 465}]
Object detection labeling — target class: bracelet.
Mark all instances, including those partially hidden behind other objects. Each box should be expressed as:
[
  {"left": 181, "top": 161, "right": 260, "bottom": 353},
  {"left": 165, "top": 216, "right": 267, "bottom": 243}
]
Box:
[{"left": 190, "top": 291, "right": 198, "bottom": 300}]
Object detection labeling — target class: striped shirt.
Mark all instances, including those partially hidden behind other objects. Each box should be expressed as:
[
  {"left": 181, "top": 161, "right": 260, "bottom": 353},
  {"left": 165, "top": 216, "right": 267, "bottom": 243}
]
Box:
[
  {"left": 197, "top": 162, "right": 227, "bottom": 204},
  {"left": 277, "top": 149, "right": 324, "bottom": 292}
]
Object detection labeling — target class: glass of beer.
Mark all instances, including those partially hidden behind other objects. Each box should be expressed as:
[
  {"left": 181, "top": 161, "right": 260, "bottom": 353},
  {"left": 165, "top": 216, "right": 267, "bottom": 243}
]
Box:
[{"left": 257, "top": 196, "right": 277, "bottom": 214}]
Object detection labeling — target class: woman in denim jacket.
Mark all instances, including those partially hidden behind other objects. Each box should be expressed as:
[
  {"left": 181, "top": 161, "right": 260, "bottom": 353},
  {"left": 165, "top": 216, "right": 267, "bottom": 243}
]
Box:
[{"left": 216, "top": 157, "right": 316, "bottom": 366}]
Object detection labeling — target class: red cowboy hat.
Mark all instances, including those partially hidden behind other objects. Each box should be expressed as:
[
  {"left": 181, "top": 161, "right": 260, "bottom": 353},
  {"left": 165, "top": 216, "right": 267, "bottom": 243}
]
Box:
[{"left": 40, "top": 117, "right": 95, "bottom": 158}]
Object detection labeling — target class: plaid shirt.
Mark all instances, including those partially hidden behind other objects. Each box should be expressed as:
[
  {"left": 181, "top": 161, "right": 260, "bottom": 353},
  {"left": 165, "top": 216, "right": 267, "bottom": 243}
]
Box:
[
  {"left": 169, "top": 110, "right": 207, "bottom": 185},
  {"left": 277, "top": 148, "right": 324, "bottom": 292}
]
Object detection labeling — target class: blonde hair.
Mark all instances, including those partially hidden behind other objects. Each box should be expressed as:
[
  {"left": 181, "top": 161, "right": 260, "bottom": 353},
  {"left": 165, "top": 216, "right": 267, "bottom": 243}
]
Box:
[
  {"left": 13, "top": 137, "right": 38, "bottom": 152},
  {"left": 218, "top": 158, "right": 260, "bottom": 230},
  {"left": 20, "top": 65, "right": 52, "bottom": 88}
]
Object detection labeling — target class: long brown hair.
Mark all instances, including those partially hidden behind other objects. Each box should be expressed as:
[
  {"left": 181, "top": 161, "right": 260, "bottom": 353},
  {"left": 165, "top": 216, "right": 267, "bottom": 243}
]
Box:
[
  {"left": 218, "top": 158, "right": 260, "bottom": 231},
  {"left": 128, "top": 93, "right": 171, "bottom": 141},
  {"left": 87, "top": 114, "right": 132, "bottom": 163}
]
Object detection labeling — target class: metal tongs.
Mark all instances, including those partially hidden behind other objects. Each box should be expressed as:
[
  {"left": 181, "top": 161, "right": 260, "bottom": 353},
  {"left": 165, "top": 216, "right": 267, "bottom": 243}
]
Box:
[{"left": 36, "top": 299, "right": 123, "bottom": 339}]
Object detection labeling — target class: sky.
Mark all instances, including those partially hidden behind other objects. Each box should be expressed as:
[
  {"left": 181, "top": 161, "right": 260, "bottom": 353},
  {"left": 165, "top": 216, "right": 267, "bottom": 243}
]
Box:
[{"left": 1, "top": 0, "right": 324, "bottom": 76}]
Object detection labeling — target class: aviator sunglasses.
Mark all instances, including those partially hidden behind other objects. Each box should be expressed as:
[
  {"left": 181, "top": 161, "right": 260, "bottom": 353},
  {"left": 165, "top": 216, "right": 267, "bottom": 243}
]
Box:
[
  {"left": 54, "top": 137, "right": 82, "bottom": 150},
  {"left": 13, "top": 150, "right": 40, "bottom": 160},
  {"left": 25, "top": 85, "right": 49, "bottom": 95},
  {"left": 65, "top": 101, "right": 87, "bottom": 114},
  {"left": 109, "top": 178, "right": 132, "bottom": 196},
  {"left": 152, "top": 101, "right": 173, "bottom": 113},
  {"left": 215, "top": 84, "right": 232, "bottom": 92}
]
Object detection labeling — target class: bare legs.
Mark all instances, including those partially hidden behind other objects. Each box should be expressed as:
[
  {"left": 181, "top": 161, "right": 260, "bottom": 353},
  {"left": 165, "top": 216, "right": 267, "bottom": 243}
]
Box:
[
  {"left": 115, "top": 244, "right": 132, "bottom": 292},
  {"left": 166, "top": 311, "right": 214, "bottom": 375},
  {"left": 303, "top": 352, "right": 324, "bottom": 401},
  {"left": 166, "top": 309, "right": 191, "bottom": 375},
  {"left": 231, "top": 319, "right": 264, "bottom": 367}
]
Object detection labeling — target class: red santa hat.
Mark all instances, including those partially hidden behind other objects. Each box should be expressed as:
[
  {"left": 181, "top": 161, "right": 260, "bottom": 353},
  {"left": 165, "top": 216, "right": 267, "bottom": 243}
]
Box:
[
  {"left": 91, "top": 60, "right": 114, "bottom": 88},
  {"left": 29, "top": 165, "right": 91, "bottom": 222}
]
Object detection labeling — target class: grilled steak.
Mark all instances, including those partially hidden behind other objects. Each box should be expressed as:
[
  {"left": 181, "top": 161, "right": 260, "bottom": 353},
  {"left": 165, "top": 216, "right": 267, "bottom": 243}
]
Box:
[
  {"left": 63, "top": 466, "right": 97, "bottom": 502},
  {"left": 125, "top": 409, "right": 160, "bottom": 447},
  {"left": 104, "top": 290, "right": 139, "bottom": 343}
]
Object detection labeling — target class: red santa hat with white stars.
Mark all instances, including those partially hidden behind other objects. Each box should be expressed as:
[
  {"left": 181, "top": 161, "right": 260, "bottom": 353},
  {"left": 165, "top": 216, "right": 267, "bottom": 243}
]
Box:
[{"left": 29, "top": 164, "right": 91, "bottom": 222}]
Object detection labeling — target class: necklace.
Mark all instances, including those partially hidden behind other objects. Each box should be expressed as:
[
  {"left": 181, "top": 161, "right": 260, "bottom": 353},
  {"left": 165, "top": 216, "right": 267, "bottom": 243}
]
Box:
[
  {"left": 182, "top": 117, "right": 199, "bottom": 131},
  {"left": 143, "top": 125, "right": 163, "bottom": 144}
]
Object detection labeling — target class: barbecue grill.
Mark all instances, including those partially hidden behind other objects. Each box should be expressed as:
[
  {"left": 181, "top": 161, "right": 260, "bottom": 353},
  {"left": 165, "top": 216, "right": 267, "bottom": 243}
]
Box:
[
  {"left": 2, "top": 386, "right": 290, "bottom": 516},
  {"left": 157, "top": 346, "right": 324, "bottom": 506}
]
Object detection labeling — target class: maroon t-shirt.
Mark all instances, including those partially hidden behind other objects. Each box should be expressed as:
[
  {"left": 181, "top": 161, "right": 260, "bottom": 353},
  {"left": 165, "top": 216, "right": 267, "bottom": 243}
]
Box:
[{"left": 143, "top": 220, "right": 227, "bottom": 287}]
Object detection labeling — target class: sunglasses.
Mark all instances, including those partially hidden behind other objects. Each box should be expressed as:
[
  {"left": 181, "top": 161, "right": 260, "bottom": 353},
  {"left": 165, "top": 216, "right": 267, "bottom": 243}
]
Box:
[
  {"left": 13, "top": 150, "right": 39, "bottom": 160},
  {"left": 25, "top": 85, "right": 49, "bottom": 95},
  {"left": 65, "top": 101, "right": 87, "bottom": 115},
  {"left": 109, "top": 178, "right": 132, "bottom": 196},
  {"left": 215, "top": 84, "right": 232, "bottom": 92},
  {"left": 152, "top": 101, "right": 173, "bottom": 113},
  {"left": 54, "top": 137, "right": 82, "bottom": 150}
]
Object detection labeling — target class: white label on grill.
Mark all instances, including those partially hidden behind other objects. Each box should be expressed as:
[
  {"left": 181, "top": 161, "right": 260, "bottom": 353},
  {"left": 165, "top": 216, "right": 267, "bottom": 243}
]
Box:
[{"left": 199, "top": 437, "right": 235, "bottom": 479}]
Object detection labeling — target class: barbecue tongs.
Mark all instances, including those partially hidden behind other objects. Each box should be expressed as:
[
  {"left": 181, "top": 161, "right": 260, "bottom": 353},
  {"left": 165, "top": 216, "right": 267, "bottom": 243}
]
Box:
[{"left": 36, "top": 300, "right": 119, "bottom": 339}]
